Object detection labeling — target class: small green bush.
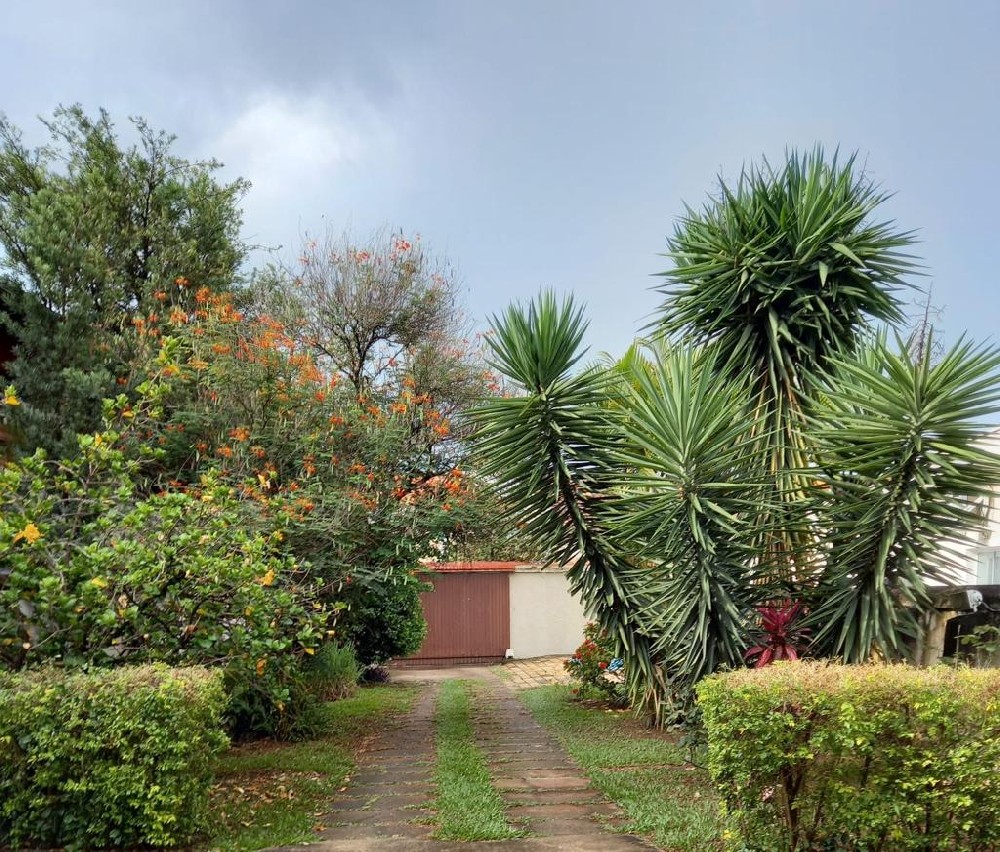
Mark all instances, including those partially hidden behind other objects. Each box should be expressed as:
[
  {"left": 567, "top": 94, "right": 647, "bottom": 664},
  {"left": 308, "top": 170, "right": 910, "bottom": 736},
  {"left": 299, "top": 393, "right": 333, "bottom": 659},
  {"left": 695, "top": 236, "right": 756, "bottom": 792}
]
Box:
[
  {"left": 0, "top": 664, "right": 228, "bottom": 849},
  {"left": 697, "top": 662, "right": 1000, "bottom": 851},
  {"left": 304, "top": 640, "right": 361, "bottom": 701},
  {"left": 337, "top": 576, "right": 429, "bottom": 666}
]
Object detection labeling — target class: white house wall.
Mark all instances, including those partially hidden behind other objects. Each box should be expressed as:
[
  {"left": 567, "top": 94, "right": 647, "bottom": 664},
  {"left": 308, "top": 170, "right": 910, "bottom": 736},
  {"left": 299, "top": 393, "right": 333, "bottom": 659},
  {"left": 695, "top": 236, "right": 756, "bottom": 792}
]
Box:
[
  {"left": 938, "top": 429, "right": 1000, "bottom": 586},
  {"left": 508, "top": 569, "right": 589, "bottom": 658}
]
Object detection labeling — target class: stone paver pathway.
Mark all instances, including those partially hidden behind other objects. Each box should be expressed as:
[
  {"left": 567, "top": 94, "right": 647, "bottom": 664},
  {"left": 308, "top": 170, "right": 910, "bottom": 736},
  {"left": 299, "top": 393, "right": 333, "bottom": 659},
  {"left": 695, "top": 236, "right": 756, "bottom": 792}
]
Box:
[
  {"left": 494, "top": 656, "right": 572, "bottom": 690},
  {"left": 309, "top": 682, "right": 439, "bottom": 844},
  {"left": 270, "top": 665, "right": 659, "bottom": 851},
  {"left": 469, "top": 677, "right": 627, "bottom": 838}
]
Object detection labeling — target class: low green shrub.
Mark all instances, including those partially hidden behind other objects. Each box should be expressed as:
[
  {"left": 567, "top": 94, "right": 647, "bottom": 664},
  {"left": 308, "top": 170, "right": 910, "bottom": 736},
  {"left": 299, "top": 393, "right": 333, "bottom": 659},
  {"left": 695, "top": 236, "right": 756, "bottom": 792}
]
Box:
[
  {"left": 697, "top": 662, "right": 1000, "bottom": 851},
  {"left": 304, "top": 640, "right": 361, "bottom": 701},
  {"left": 0, "top": 664, "right": 228, "bottom": 849}
]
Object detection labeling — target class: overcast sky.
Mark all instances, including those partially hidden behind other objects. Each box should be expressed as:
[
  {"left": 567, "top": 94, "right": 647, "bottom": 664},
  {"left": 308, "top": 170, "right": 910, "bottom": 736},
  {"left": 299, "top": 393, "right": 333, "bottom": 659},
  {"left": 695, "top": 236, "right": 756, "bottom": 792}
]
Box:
[{"left": 2, "top": 1, "right": 998, "bottom": 357}]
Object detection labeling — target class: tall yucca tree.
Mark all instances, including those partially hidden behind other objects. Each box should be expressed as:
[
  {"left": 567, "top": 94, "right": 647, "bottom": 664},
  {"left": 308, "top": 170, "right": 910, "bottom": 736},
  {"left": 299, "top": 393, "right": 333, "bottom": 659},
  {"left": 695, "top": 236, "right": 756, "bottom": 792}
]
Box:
[
  {"left": 808, "top": 335, "right": 1000, "bottom": 661},
  {"left": 473, "top": 151, "right": 1000, "bottom": 723},
  {"left": 472, "top": 298, "right": 777, "bottom": 716},
  {"left": 469, "top": 293, "right": 671, "bottom": 719},
  {"left": 606, "top": 344, "right": 775, "bottom": 686},
  {"left": 656, "top": 148, "right": 918, "bottom": 580}
]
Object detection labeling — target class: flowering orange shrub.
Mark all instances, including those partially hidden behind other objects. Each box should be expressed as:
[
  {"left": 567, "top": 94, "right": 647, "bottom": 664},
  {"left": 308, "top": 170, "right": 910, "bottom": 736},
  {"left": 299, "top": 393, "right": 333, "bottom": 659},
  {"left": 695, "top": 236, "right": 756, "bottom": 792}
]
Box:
[{"left": 104, "top": 289, "right": 478, "bottom": 667}]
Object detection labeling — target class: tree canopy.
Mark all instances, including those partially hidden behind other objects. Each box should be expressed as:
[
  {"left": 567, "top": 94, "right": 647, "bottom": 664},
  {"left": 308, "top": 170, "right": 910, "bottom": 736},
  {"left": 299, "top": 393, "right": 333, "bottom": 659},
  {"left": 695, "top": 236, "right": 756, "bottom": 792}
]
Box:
[{"left": 0, "top": 105, "right": 248, "bottom": 455}]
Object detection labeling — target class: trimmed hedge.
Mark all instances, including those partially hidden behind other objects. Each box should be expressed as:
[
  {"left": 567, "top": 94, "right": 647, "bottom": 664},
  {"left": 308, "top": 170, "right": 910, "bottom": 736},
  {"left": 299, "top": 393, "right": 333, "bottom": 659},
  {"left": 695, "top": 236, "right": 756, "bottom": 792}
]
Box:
[
  {"left": 0, "top": 664, "right": 228, "bottom": 849},
  {"left": 697, "top": 662, "right": 1000, "bottom": 851}
]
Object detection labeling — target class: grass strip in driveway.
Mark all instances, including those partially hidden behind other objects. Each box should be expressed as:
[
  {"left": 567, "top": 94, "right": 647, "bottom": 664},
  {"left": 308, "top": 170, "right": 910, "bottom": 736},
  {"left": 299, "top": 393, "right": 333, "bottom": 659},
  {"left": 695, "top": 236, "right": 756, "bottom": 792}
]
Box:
[
  {"left": 520, "top": 685, "right": 723, "bottom": 852},
  {"left": 433, "top": 679, "right": 522, "bottom": 841},
  {"left": 200, "top": 684, "right": 417, "bottom": 851}
]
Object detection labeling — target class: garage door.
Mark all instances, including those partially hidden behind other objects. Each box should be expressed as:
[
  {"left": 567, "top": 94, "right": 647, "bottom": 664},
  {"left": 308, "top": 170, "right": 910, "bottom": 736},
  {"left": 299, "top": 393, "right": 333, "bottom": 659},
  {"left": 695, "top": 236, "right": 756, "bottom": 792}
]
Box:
[{"left": 405, "top": 571, "right": 510, "bottom": 664}]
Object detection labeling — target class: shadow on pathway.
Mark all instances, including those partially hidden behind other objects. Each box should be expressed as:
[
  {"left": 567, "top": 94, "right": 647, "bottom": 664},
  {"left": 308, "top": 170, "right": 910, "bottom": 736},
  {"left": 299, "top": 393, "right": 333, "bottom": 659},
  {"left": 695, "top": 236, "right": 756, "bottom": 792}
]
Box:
[{"left": 269, "top": 665, "right": 659, "bottom": 851}]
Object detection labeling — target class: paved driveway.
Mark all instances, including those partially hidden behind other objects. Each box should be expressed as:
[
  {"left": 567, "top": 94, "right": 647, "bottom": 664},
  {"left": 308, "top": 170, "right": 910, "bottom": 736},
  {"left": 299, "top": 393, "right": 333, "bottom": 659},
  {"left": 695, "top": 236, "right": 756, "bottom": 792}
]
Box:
[
  {"left": 270, "top": 659, "right": 658, "bottom": 851},
  {"left": 391, "top": 656, "right": 572, "bottom": 690}
]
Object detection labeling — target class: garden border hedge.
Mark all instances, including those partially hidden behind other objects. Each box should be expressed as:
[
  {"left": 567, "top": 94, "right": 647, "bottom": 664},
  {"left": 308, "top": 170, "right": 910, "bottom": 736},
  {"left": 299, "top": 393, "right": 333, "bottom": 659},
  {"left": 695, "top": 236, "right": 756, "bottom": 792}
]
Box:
[
  {"left": 697, "top": 661, "right": 1000, "bottom": 851},
  {"left": 0, "top": 663, "right": 228, "bottom": 849}
]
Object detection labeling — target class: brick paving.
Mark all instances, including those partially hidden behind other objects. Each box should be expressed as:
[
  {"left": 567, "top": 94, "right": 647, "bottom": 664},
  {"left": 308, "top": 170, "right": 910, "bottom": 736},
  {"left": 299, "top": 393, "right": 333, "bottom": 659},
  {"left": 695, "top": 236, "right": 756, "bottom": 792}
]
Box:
[
  {"left": 467, "top": 677, "right": 629, "bottom": 839},
  {"left": 270, "top": 663, "right": 658, "bottom": 851},
  {"left": 494, "top": 655, "right": 573, "bottom": 690},
  {"left": 307, "top": 683, "right": 439, "bottom": 844}
]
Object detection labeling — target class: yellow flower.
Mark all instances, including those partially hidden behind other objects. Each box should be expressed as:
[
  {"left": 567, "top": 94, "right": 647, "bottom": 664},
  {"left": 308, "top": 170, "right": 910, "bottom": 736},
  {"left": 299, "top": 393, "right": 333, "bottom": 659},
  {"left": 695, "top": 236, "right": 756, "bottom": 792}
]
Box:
[
  {"left": 259, "top": 569, "right": 275, "bottom": 587},
  {"left": 303, "top": 647, "right": 315, "bottom": 655},
  {"left": 13, "top": 522, "right": 42, "bottom": 545},
  {"left": 3, "top": 386, "right": 19, "bottom": 406}
]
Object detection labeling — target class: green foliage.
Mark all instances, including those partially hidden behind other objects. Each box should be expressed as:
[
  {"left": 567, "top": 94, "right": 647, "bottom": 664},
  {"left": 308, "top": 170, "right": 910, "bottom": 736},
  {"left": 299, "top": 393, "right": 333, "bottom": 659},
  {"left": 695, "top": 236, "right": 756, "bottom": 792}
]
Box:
[
  {"left": 302, "top": 640, "right": 361, "bottom": 701},
  {"left": 116, "top": 292, "right": 471, "bottom": 594},
  {"left": 658, "top": 148, "right": 916, "bottom": 382},
  {"left": 808, "top": 335, "right": 1000, "bottom": 661},
  {"left": 440, "top": 478, "right": 548, "bottom": 562},
  {"left": 959, "top": 624, "right": 1000, "bottom": 667},
  {"left": 609, "top": 344, "right": 772, "bottom": 688},
  {"left": 697, "top": 662, "right": 1000, "bottom": 851},
  {"left": 336, "top": 575, "right": 429, "bottom": 666},
  {"left": 475, "top": 150, "right": 1000, "bottom": 724},
  {"left": 0, "top": 434, "right": 331, "bottom": 739},
  {"left": 0, "top": 664, "right": 228, "bottom": 849},
  {"left": 470, "top": 292, "right": 671, "bottom": 720},
  {"left": 564, "top": 622, "right": 622, "bottom": 700},
  {"left": 0, "top": 105, "right": 248, "bottom": 456}
]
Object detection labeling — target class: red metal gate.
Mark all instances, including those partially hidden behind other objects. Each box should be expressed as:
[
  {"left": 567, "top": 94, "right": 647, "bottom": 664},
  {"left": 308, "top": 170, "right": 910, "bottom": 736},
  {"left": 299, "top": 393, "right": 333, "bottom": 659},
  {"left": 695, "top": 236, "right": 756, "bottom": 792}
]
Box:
[{"left": 404, "top": 569, "right": 511, "bottom": 665}]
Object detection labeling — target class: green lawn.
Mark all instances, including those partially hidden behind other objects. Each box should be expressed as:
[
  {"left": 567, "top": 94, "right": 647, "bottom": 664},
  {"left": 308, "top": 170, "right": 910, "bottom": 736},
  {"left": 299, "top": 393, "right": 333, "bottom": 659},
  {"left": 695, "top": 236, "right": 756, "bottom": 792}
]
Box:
[
  {"left": 433, "top": 679, "right": 522, "bottom": 841},
  {"left": 197, "top": 684, "right": 417, "bottom": 851},
  {"left": 520, "top": 685, "right": 723, "bottom": 852}
]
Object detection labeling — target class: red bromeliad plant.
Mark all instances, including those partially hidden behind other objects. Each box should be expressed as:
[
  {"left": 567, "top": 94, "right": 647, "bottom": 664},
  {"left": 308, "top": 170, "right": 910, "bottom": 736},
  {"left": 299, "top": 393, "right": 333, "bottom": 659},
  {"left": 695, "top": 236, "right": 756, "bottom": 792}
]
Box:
[{"left": 744, "top": 601, "right": 811, "bottom": 668}]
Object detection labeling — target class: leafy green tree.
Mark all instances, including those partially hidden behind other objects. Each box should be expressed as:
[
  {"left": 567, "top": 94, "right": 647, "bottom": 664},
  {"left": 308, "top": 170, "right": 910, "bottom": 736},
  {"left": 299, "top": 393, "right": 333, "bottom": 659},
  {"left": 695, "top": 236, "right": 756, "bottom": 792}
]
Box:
[
  {"left": 256, "top": 226, "right": 535, "bottom": 562},
  {"left": 257, "top": 229, "right": 495, "bottom": 475},
  {"left": 0, "top": 105, "right": 248, "bottom": 456}
]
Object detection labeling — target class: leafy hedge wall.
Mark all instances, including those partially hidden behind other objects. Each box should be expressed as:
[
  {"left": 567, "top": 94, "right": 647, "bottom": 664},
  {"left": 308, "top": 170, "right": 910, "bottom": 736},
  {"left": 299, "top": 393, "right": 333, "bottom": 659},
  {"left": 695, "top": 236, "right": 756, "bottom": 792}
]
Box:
[
  {"left": 697, "top": 662, "right": 1000, "bottom": 851},
  {"left": 0, "top": 664, "right": 227, "bottom": 849}
]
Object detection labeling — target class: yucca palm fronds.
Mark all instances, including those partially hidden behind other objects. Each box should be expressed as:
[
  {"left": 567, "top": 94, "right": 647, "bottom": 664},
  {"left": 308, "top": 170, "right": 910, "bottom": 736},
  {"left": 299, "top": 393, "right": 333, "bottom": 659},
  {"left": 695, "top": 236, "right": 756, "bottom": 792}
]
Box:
[
  {"left": 657, "top": 148, "right": 917, "bottom": 379},
  {"left": 655, "top": 148, "right": 920, "bottom": 581},
  {"left": 607, "top": 345, "right": 777, "bottom": 688},
  {"left": 469, "top": 293, "right": 670, "bottom": 719},
  {"left": 808, "top": 335, "right": 1000, "bottom": 661}
]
